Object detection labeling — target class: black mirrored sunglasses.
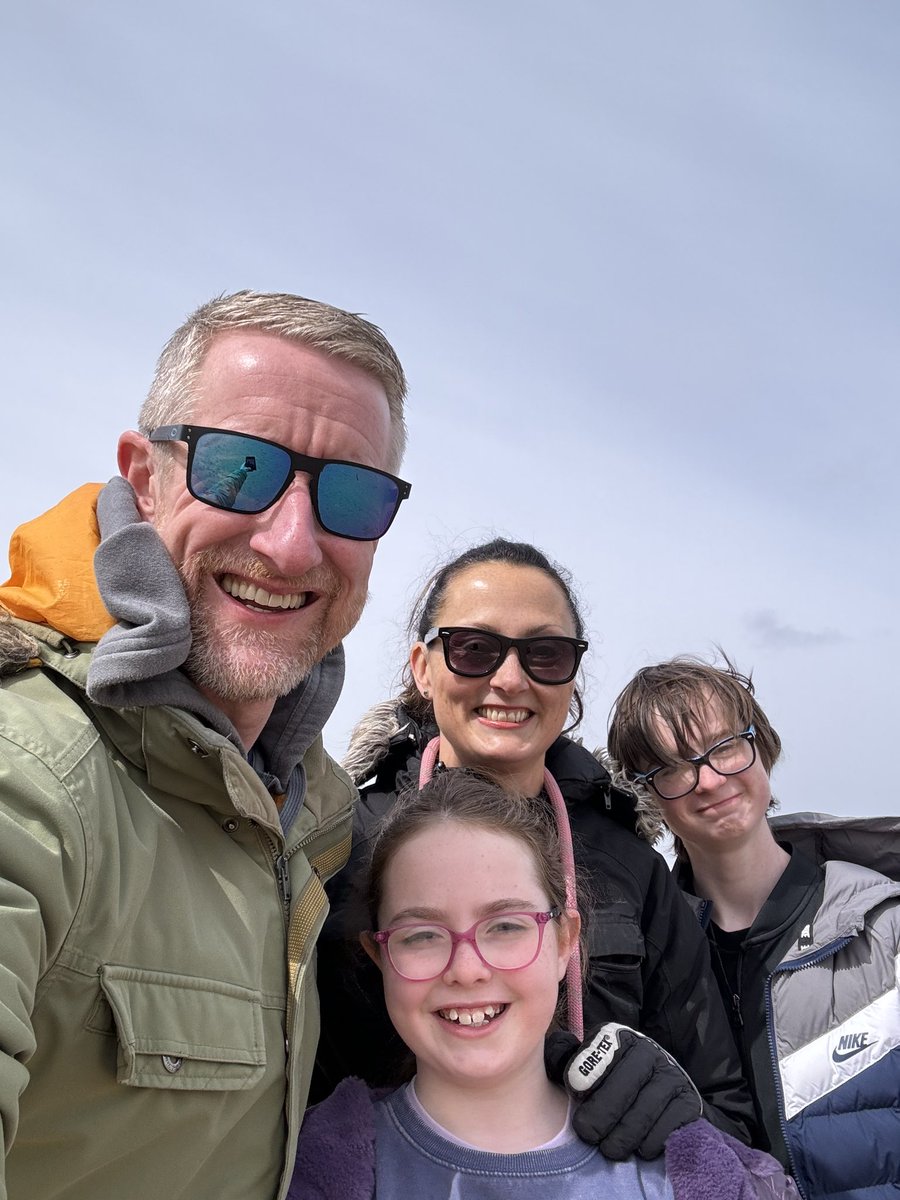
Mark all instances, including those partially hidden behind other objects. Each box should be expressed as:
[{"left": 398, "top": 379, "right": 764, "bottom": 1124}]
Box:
[
  {"left": 424, "top": 626, "right": 588, "bottom": 685},
  {"left": 149, "top": 425, "right": 411, "bottom": 541}
]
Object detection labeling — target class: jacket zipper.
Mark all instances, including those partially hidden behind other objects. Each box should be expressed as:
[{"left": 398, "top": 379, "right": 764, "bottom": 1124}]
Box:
[
  {"left": 255, "top": 825, "right": 292, "bottom": 919},
  {"left": 294, "top": 806, "right": 353, "bottom": 873},
  {"left": 275, "top": 852, "right": 291, "bottom": 907},
  {"left": 253, "top": 803, "right": 352, "bottom": 938},
  {"left": 764, "top": 934, "right": 854, "bottom": 1200}
]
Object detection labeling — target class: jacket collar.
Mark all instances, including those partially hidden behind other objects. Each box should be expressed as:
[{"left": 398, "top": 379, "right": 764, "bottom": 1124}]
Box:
[
  {"left": 3, "top": 480, "right": 345, "bottom": 822},
  {"left": 780, "top": 856, "right": 900, "bottom": 961},
  {"left": 342, "top": 699, "right": 427, "bottom": 786},
  {"left": 675, "top": 842, "right": 823, "bottom": 945},
  {"left": 678, "top": 834, "right": 900, "bottom": 958},
  {"left": 27, "top": 631, "right": 283, "bottom": 828}
]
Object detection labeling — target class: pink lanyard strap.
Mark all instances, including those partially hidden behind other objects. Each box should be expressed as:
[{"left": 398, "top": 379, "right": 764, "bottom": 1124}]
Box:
[{"left": 418, "top": 737, "right": 584, "bottom": 1040}]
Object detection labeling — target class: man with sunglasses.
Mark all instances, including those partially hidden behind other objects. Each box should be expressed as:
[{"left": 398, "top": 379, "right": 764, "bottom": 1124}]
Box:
[
  {"left": 608, "top": 656, "right": 900, "bottom": 1200},
  {"left": 0, "top": 291, "right": 410, "bottom": 1200}
]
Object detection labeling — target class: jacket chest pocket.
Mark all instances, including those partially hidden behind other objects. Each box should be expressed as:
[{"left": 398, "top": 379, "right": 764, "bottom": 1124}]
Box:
[
  {"left": 588, "top": 911, "right": 645, "bottom": 967},
  {"left": 98, "top": 965, "right": 266, "bottom": 1091},
  {"left": 585, "top": 913, "right": 646, "bottom": 1029}
]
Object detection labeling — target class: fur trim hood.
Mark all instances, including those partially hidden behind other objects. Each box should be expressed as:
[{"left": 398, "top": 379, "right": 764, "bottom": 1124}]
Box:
[{"left": 342, "top": 698, "right": 419, "bottom": 785}]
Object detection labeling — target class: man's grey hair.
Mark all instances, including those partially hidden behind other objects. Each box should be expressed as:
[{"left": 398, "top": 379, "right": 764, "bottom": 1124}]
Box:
[{"left": 138, "top": 290, "right": 408, "bottom": 473}]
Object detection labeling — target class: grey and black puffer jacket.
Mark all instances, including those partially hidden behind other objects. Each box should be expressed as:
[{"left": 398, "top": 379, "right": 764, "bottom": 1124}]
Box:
[
  {"left": 681, "top": 813, "right": 900, "bottom": 1200},
  {"left": 311, "top": 702, "right": 756, "bottom": 1145}
]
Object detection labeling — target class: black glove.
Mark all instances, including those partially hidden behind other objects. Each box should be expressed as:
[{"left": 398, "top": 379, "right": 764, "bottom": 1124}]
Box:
[{"left": 545, "top": 1023, "right": 703, "bottom": 1160}]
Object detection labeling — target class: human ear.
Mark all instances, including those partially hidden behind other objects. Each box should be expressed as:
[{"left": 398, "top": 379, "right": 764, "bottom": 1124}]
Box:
[
  {"left": 360, "top": 931, "right": 384, "bottom": 973},
  {"left": 409, "top": 640, "right": 433, "bottom": 700},
  {"left": 556, "top": 910, "right": 581, "bottom": 982},
  {"left": 117, "top": 430, "right": 160, "bottom": 521}
]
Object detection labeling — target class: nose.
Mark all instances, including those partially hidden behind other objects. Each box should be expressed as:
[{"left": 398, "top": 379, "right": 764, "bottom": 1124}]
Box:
[
  {"left": 489, "top": 647, "right": 529, "bottom": 693},
  {"left": 443, "top": 937, "right": 491, "bottom": 986},
  {"left": 247, "top": 476, "right": 324, "bottom": 577},
  {"left": 694, "top": 762, "right": 723, "bottom": 794}
]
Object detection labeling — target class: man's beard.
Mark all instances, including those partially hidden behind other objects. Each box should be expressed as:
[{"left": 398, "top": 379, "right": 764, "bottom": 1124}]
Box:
[{"left": 177, "top": 549, "right": 366, "bottom": 704}]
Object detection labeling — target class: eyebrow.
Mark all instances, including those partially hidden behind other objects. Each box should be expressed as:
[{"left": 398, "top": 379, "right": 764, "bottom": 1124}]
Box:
[
  {"left": 383, "top": 897, "right": 541, "bottom": 925},
  {"left": 655, "top": 723, "right": 736, "bottom": 764},
  {"left": 686, "top": 728, "right": 738, "bottom": 756}
]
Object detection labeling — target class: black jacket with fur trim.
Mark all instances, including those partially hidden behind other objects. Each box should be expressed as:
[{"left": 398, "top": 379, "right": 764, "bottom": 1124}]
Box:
[{"left": 311, "top": 703, "right": 755, "bottom": 1145}]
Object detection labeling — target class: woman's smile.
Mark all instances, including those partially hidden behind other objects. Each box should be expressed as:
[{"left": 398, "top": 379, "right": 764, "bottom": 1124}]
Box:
[{"left": 476, "top": 706, "right": 532, "bottom": 726}]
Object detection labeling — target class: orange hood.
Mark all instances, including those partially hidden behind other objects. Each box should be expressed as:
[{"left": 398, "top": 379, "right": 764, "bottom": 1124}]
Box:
[{"left": 0, "top": 483, "right": 116, "bottom": 643}]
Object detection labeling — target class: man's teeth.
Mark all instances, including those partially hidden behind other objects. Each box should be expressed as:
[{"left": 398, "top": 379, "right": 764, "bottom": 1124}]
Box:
[
  {"left": 221, "top": 575, "right": 307, "bottom": 610},
  {"left": 478, "top": 707, "right": 530, "bottom": 724},
  {"left": 438, "top": 1004, "right": 505, "bottom": 1026}
]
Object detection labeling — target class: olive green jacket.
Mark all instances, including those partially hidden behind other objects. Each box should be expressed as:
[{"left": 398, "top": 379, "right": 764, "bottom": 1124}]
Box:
[{"left": 0, "top": 621, "right": 354, "bottom": 1200}]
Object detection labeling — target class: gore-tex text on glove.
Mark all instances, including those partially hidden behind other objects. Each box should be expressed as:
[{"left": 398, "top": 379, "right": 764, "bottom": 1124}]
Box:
[{"left": 546, "top": 1023, "right": 703, "bottom": 1160}]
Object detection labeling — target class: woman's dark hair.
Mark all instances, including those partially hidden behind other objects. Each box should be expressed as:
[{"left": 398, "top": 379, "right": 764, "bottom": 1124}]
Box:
[{"left": 398, "top": 538, "right": 586, "bottom": 731}]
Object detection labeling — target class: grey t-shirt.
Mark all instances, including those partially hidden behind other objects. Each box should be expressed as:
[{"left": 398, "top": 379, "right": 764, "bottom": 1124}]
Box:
[{"left": 374, "top": 1084, "right": 673, "bottom": 1199}]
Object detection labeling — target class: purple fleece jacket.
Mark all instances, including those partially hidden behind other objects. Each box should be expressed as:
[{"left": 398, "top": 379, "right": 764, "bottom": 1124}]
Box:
[{"left": 289, "top": 1079, "right": 799, "bottom": 1200}]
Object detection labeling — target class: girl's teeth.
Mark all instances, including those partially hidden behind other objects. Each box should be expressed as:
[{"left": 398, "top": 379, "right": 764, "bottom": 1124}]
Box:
[{"left": 439, "top": 1004, "right": 503, "bottom": 1026}]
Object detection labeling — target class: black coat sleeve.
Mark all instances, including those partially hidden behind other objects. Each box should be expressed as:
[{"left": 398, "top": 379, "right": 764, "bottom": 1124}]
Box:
[
  {"left": 570, "top": 799, "right": 757, "bottom": 1145},
  {"left": 310, "top": 766, "right": 416, "bottom": 1102}
]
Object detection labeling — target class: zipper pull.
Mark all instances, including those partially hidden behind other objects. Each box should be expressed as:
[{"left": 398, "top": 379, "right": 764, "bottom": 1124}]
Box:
[{"left": 275, "top": 854, "right": 291, "bottom": 905}]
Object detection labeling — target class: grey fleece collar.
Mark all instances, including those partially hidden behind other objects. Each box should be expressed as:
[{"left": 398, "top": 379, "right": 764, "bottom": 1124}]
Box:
[{"left": 88, "top": 476, "right": 346, "bottom": 819}]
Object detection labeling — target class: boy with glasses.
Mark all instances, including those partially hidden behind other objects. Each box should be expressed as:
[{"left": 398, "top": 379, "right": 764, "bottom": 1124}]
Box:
[{"left": 607, "top": 656, "right": 900, "bottom": 1200}]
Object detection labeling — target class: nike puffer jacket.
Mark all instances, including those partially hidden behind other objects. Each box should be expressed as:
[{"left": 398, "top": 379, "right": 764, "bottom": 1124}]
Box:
[{"left": 684, "top": 814, "right": 900, "bottom": 1200}]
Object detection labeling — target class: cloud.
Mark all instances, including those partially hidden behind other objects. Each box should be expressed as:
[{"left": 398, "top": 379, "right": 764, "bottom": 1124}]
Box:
[{"left": 744, "top": 609, "right": 848, "bottom": 649}]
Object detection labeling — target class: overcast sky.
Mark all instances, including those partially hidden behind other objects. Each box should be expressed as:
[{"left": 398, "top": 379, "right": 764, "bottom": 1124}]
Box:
[{"left": 3, "top": 2, "right": 898, "bottom": 826}]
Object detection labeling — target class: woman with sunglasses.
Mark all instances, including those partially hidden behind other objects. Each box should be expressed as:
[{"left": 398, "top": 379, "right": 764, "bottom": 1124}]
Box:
[
  {"left": 294, "top": 772, "right": 797, "bottom": 1199},
  {"left": 314, "top": 539, "right": 754, "bottom": 1153},
  {"left": 607, "top": 656, "right": 900, "bottom": 1200}
]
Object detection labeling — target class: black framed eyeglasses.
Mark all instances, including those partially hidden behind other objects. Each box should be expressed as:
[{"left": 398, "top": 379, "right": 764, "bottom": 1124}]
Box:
[
  {"left": 635, "top": 725, "right": 758, "bottom": 801},
  {"left": 424, "top": 626, "right": 588, "bottom": 685},
  {"left": 372, "top": 909, "right": 561, "bottom": 981},
  {"left": 148, "top": 424, "right": 411, "bottom": 541}
]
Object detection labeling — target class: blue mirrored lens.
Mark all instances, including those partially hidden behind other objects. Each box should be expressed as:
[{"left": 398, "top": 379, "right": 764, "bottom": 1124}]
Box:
[
  {"left": 318, "top": 464, "right": 399, "bottom": 539},
  {"left": 191, "top": 432, "right": 288, "bottom": 512}
]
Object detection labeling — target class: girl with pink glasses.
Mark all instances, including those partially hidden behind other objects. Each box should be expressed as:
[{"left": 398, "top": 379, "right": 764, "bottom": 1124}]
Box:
[{"left": 291, "top": 771, "right": 797, "bottom": 1198}]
